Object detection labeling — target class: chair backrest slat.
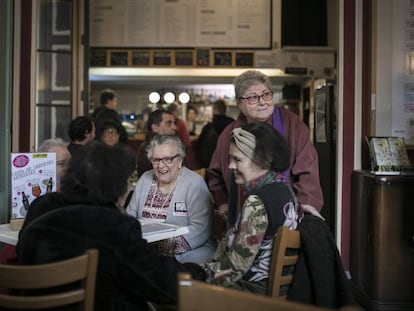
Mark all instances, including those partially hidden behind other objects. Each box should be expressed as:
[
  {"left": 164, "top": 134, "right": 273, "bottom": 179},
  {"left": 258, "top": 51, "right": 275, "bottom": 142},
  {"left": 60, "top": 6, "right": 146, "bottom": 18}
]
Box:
[
  {"left": 267, "top": 226, "right": 301, "bottom": 298},
  {"left": 0, "top": 249, "right": 98, "bottom": 311}
]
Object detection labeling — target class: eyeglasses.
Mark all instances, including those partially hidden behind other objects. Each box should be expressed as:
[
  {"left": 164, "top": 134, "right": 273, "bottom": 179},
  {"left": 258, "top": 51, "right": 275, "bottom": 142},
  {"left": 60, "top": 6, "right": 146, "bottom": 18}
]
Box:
[
  {"left": 150, "top": 154, "right": 180, "bottom": 165},
  {"left": 102, "top": 128, "right": 119, "bottom": 137},
  {"left": 239, "top": 90, "right": 273, "bottom": 105}
]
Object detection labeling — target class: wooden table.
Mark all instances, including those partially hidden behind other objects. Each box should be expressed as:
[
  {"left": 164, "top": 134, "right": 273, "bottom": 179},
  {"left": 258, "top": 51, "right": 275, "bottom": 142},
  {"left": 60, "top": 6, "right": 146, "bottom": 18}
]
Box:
[{"left": 0, "top": 220, "right": 188, "bottom": 245}]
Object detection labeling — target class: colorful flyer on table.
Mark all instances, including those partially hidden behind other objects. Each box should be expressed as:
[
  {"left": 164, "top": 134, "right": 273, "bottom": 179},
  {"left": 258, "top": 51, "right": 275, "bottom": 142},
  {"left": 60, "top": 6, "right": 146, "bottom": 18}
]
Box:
[{"left": 11, "top": 153, "right": 57, "bottom": 219}]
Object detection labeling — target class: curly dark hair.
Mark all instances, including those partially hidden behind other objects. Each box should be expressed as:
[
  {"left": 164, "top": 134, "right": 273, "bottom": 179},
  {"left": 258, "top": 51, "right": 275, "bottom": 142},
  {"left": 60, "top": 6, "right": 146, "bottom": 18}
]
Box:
[
  {"left": 236, "top": 122, "right": 290, "bottom": 172},
  {"left": 61, "top": 142, "right": 136, "bottom": 205},
  {"left": 68, "top": 116, "right": 94, "bottom": 141}
]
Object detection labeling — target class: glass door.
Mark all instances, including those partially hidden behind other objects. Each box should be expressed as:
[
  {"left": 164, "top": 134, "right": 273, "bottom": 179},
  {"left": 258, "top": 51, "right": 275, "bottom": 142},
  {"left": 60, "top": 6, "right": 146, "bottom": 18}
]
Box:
[{"left": 34, "top": 0, "right": 82, "bottom": 145}]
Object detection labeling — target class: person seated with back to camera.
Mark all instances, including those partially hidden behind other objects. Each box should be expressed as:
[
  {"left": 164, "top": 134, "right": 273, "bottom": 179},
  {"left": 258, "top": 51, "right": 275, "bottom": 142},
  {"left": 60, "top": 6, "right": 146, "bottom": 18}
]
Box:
[
  {"left": 126, "top": 134, "right": 215, "bottom": 264},
  {"left": 16, "top": 142, "right": 207, "bottom": 311},
  {"left": 203, "top": 122, "right": 298, "bottom": 295}
]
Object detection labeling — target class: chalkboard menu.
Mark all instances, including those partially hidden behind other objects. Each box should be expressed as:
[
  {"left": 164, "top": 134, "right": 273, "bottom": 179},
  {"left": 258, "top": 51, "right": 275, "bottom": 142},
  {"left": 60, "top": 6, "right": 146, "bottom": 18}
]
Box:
[
  {"left": 90, "top": 49, "right": 107, "bottom": 67},
  {"left": 236, "top": 52, "right": 254, "bottom": 67},
  {"left": 175, "top": 51, "right": 194, "bottom": 66},
  {"left": 214, "top": 52, "right": 233, "bottom": 66},
  {"left": 90, "top": 0, "right": 272, "bottom": 49},
  {"left": 132, "top": 50, "right": 150, "bottom": 66},
  {"left": 110, "top": 51, "right": 129, "bottom": 66},
  {"left": 153, "top": 51, "right": 172, "bottom": 66}
]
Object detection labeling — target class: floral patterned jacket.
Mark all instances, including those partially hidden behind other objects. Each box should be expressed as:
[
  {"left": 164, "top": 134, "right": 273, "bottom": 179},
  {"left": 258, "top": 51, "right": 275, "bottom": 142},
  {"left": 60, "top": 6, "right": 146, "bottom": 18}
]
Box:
[{"left": 204, "top": 172, "right": 298, "bottom": 288}]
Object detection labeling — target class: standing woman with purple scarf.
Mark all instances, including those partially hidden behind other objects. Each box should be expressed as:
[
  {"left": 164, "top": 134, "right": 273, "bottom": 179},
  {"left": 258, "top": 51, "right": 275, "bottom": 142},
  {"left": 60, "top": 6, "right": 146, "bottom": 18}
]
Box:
[{"left": 207, "top": 70, "right": 324, "bottom": 227}]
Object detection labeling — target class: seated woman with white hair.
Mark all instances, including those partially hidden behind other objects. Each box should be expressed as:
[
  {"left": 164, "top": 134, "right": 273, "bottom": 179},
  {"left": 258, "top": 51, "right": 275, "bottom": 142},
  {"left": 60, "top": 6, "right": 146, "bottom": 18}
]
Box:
[{"left": 127, "top": 134, "right": 215, "bottom": 264}]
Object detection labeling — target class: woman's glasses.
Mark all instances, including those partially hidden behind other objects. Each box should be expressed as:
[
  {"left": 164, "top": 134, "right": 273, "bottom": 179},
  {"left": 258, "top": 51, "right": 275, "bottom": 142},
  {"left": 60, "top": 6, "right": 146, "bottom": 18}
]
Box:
[
  {"left": 239, "top": 90, "right": 273, "bottom": 105},
  {"left": 150, "top": 154, "right": 180, "bottom": 165}
]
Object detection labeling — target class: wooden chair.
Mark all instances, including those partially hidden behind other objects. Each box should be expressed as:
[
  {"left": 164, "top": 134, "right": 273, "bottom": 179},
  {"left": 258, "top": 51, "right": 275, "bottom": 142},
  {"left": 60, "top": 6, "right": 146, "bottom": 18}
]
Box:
[
  {"left": 268, "top": 226, "right": 301, "bottom": 299},
  {"left": 178, "top": 273, "right": 360, "bottom": 311},
  {"left": 0, "top": 249, "right": 98, "bottom": 310}
]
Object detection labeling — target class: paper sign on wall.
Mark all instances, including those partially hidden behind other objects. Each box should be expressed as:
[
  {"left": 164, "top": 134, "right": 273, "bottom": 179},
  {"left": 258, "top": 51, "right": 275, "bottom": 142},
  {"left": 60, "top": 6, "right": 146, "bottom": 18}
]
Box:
[{"left": 11, "top": 153, "right": 57, "bottom": 219}]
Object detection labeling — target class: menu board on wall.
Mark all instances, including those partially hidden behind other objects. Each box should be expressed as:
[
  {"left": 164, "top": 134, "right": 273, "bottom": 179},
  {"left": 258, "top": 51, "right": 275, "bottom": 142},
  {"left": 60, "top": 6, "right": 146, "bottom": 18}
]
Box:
[
  {"left": 90, "top": 0, "right": 272, "bottom": 48},
  {"left": 392, "top": 0, "right": 414, "bottom": 145}
]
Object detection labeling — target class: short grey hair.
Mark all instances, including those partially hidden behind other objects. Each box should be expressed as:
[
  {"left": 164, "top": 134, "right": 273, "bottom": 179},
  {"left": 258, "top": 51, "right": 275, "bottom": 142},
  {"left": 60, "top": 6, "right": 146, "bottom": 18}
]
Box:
[
  {"left": 233, "top": 70, "right": 273, "bottom": 99},
  {"left": 146, "top": 134, "right": 186, "bottom": 160},
  {"left": 37, "top": 138, "right": 68, "bottom": 152}
]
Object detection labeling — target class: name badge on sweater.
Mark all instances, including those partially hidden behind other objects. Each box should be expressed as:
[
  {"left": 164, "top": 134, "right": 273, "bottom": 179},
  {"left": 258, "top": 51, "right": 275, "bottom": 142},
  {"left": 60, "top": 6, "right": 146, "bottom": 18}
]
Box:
[{"left": 173, "top": 202, "right": 187, "bottom": 216}]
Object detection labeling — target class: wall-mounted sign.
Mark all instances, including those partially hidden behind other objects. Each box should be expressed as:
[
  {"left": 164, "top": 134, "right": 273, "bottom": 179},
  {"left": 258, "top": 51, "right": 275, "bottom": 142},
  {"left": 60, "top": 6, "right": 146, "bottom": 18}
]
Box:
[{"left": 90, "top": 0, "right": 272, "bottom": 49}]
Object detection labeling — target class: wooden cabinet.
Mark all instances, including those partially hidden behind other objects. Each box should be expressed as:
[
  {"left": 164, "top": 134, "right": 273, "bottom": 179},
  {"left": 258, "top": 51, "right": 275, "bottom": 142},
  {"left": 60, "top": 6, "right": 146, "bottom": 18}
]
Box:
[{"left": 350, "top": 170, "right": 414, "bottom": 311}]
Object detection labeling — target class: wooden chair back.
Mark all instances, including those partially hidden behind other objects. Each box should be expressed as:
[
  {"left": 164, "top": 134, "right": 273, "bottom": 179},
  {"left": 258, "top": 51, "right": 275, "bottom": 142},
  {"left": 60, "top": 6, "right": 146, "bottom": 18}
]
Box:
[
  {"left": 0, "top": 249, "right": 98, "bottom": 310},
  {"left": 268, "top": 226, "right": 301, "bottom": 298},
  {"left": 178, "top": 273, "right": 360, "bottom": 311}
]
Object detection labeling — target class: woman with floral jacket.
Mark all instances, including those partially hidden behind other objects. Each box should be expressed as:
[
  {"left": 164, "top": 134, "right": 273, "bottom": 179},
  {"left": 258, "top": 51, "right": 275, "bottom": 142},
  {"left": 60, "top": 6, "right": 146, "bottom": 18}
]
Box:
[{"left": 203, "top": 122, "right": 298, "bottom": 295}]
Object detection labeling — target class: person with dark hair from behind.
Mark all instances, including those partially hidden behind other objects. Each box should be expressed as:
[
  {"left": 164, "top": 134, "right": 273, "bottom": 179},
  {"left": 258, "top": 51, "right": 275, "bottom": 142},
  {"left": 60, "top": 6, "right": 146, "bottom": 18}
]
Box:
[
  {"left": 92, "top": 88, "right": 128, "bottom": 143},
  {"left": 196, "top": 99, "right": 234, "bottom": 167},
  {"left": 16, "top": 142, "right": 207, "bottom": 311},
  {"left": 67, "top": 116, "right": 96, "bottom": 158},
  {"left": 136, "top": 109, "right": 177, "bottom": 178}
]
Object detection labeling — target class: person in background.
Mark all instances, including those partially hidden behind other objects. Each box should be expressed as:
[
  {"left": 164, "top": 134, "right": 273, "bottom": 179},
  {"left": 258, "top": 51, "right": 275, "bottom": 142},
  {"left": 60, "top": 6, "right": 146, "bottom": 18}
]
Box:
[
  {"left": 16, "top": 142, "right": 206, "bottom": 311},
  {"left": 67, "top": 116, "right": 95, "bottom": 158},
  {"left": 203, "top": 122, "right": 298, "bottom": 295},
  {"left": 99, "top": 119, "right": 122, "bottom": 147},
  {"left": 92, "top": 88, "right": 128, "bottom": 143},
  {"left": 207, "top": 70, "right": 324, "bottom": 228},
  {"left": 37, "top": 138, "right": 71, "bottom": 192},
  {"left": 197, "top": 99, "right": 235, "bottom": 168},
  {"left": 167, "top": 103, "right": 191, "bottom": 148},
  {"left": 127, "top": 134, "right": 215, "bottom": 264},
  {"left": 186, "top": 105, "right": 198, "bottom": 136},
  {"left": 136, "top": 109, "right": 177, "bottom": 178}
]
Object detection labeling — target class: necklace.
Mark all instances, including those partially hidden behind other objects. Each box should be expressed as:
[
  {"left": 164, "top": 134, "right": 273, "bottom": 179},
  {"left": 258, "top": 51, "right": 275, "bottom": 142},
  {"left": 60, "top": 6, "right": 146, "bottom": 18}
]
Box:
[{"left": 145, "top": 170, "right": 182, "bottom": 219}]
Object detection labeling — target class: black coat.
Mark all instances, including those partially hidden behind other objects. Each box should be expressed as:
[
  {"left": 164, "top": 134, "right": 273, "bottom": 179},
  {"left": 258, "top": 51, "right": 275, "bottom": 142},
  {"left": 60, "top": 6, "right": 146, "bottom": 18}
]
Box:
[
  {"left": 287, "top": 215, "right": 356, "bottom": 308},
  {"left": 196, "top": 114, "right": 234, "bottom": 167},
  {"left": 16, "top": 193, "right": 206, "bottom": 311}
]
